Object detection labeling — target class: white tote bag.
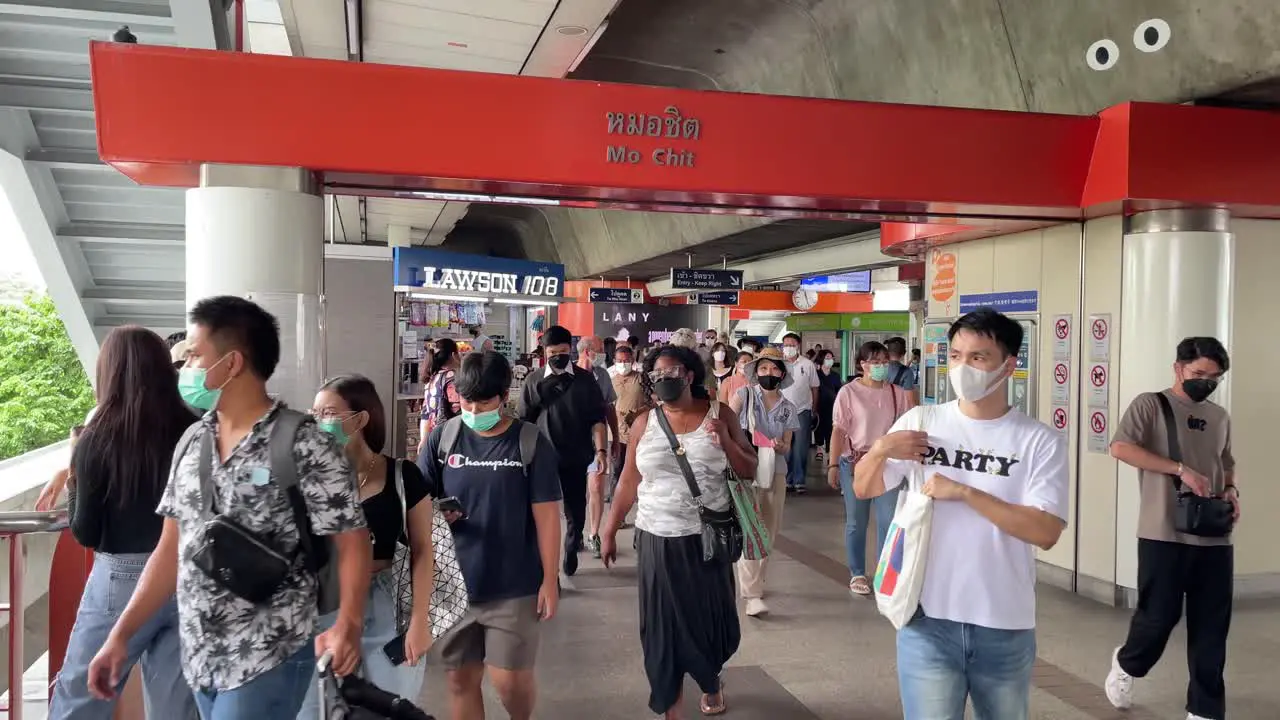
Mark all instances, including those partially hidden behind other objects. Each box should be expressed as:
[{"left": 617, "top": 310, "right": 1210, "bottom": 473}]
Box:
[{"left": 873, "top": 406, "right": 935, "bottom": 630}]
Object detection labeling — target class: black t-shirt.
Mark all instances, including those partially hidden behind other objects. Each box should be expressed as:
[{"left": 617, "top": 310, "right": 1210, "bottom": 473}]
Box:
[
  {"left": 517, "top": 366, "right": 605, "bottom": 469},
  {"left": 362, "top": 457, "right": 430, "bottom": 561},
  {"left": 416, "top": 421, "right": 563, "bottom": 604}
]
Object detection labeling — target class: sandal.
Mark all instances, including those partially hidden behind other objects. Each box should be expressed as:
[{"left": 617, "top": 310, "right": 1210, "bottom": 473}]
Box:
[
  {"left": 700, "top": 676, "right": 727, "bottom": 715},
  {"left": 849, "top": 576, "right": 872, "bottom": 596}
]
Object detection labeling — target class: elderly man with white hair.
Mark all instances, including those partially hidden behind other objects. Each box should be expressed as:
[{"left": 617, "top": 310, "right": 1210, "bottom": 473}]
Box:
[
  {"left": 576, "top": 336, "right": 620, "bottom": 559},
  {"left": 669, "top": 328, "right": 720, "bottom": 397}
]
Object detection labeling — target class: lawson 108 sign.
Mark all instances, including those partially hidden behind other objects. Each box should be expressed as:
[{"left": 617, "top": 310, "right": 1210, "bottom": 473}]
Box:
[{"left": 394, "top": 247, "right": 565, "bottom": 298}]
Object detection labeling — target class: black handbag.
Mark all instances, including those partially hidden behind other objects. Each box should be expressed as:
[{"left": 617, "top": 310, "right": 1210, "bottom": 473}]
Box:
[
  {"left": 651, "top": 407, "right": 743, "bottom": 564},
  {"left": 1155, "top": 394, "right": 1234, "bottom": 538},
  {"left": 190, "top": 433, "right": 295, "bottom": 603}
]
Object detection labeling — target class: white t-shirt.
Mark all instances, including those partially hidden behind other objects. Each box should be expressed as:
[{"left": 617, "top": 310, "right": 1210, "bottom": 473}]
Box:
[
  {"left": 782, "top": 356, "right": 820, "bottom": 412},
  {"left": 882, "top": 401, "right": 1069, "bottom": 631}
]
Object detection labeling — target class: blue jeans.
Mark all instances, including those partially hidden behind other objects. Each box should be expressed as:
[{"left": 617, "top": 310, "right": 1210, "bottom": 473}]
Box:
[
  {"left": 297, "top": 571, "right": 425, "bottom": 718},
  {"left": 786, "top": 410, "right": 813, "bottom": 489},
  {"left": 50, "top": 553, "right": 196, "bottom": 720},
  {"left": 838, "top": 456, "right": 901, "bottom": 578},
  {"left": 897, "top": 614, "right": 1036, "bottom": 720},
  {"left": 195, "top": 643, "right": 315, "bottom": 720}
]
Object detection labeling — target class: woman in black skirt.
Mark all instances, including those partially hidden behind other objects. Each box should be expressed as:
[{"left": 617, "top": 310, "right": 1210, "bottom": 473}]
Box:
[{"left": 602, "top": 347, "right": 757, "bottom": 718}]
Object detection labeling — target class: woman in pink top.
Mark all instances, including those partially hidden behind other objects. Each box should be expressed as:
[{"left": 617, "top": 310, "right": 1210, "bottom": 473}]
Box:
[{"left": 825, "top": 341, "right": 914, "bottom": 596}]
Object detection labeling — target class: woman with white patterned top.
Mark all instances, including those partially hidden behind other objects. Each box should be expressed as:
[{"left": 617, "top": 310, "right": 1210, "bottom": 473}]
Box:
[{"left": 601, "top": 346, "right": 757, "bottom": 719}]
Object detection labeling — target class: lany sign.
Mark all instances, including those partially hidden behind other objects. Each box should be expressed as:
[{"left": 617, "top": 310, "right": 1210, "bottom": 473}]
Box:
[{"left": 394, "top": 247, "right": 565, "bottom": 298}]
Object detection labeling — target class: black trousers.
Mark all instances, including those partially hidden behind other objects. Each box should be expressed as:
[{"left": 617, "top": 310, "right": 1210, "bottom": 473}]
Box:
[
  {"left": 559, "top": 460, "right": 589, "bottom": 553},
  {"left": 1118, "top": 539, "right": 1233, "bottom": 720}
]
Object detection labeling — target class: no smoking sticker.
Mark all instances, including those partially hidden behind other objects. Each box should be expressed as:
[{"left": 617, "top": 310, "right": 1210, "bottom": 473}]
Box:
[{"left": 1054, "top": 363, "right": 1069, "bottom": 384}]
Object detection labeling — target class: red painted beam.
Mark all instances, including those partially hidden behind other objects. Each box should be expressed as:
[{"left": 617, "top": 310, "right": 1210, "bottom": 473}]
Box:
[{"left": 90, "top": 43, "right": 1095, "bottom": 218}]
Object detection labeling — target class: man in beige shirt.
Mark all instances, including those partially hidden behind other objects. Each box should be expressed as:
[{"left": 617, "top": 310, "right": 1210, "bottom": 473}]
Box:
[
  {"left": 1104, "top": 337, "right": 1237, "bottom": 720},
  {"left": 606, "top": 344, "right": 650, "bottom": 527}
]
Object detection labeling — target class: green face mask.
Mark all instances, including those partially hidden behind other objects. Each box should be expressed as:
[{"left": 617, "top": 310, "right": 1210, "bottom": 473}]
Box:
[
  {"left": 177, "top": 354, "right": 231, "bottom": 412},
  {"left": 869, "top": 363, "right": 889, "bottom": 382},
  {"left": 317, "top": 418, "right": 350, "bottom": 446},
  {"left": 462, "top": 407, "right": 502, "bottom": 432}
]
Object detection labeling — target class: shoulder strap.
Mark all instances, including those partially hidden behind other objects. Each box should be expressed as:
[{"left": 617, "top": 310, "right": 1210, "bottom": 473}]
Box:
[
  {"left": 1153, "top": 393, "right": 1185, "bottom": 494},
  {"left": 270, "top": 409, "right": 319, "bottom": 570},
  {"left": 891, "top": 384, "right": 899, "bottom": 419},
  {"left": 893, "top": 364, "right": 909, "bottom": 386},
  {"left": 197, "top": 432, "right": 216, "bottom": 516},
  {"left": 518, "top": 421, "right": 539, "bottom": 474},
  {"left": 650, "top": 407, "right": 704, "bottom": 505},
  {"left": 395, "top": 459, "right": 407, "bottom": 537},
  {"left": 745, "top": 387, "right": 756, "bottom": 435},
  {"left": 436, "top": 416, "right": 464, "bottom": 465}
]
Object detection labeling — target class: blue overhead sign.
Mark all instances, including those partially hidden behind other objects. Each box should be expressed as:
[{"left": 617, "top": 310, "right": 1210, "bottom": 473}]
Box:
[
  {"left": 394, "top": 247, "right": 565, "bottom": 298},
  {"left": 589, "top": 288, "right": 644, "bottom": 304},
  {"left": 800, "top": 271, "right": 871, "bottom": 293},
  {"left": 695, "top": 291, "right": 740, "bottom": 306},
  {"left": 958, "top": 290, "right": 1039, "bottom": 314},
  {"left": 670, "top": 268, "right": 744, "bottom": 291}
]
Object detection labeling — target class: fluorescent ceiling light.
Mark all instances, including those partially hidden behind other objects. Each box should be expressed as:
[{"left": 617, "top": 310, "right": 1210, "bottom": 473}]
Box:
[
  {"left": 344, "top": 0, "right": 361, "bottom": 59},
  {"left": 395, "top": 191, "right": 560, "bottom": 207},
  {"left": 409, "top": 293, "right": 488, "bottom": 303}
]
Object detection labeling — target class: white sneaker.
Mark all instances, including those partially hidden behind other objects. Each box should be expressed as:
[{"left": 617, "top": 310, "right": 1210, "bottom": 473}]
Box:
[
  {"left": 1104, "top": 647, "right": 1134, "bottom": 709},
  {"left": 744, "top": 598, "right": 769, "bottom": 617},
  {"left": 1187, "top": 714, "right": 1213, "bottom": 720}
]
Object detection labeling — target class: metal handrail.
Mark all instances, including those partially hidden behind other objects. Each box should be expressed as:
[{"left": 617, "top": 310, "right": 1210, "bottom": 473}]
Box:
[
  {"left": 0, "top": 509, "right": 71, "bottom": 719},
  {"left": 0, "top": 510, "right": 68, "bottom": 535}
]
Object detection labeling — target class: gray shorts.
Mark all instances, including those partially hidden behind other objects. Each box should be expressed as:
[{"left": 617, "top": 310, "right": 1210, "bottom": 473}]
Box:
[{"left": 435, "top": 595, "right": 541, "bottom": 670}]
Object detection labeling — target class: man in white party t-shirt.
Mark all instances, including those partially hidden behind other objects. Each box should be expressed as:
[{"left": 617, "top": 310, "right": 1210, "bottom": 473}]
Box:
[{"left": 853, "top": 308, "right": 1069, "bottom": 720}]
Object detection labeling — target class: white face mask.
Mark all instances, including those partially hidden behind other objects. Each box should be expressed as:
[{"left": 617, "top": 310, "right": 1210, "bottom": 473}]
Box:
[
  {"left": 614, "top": 362, "right": 632, "bottom": 375},
  {"left": 782, "top": 346, "right": 799, "bottom": 360},
  {"left": 948, "top": 362, "right": 1009, "bottom": 403},
  {"left": 713, "top": 350, "right": 726, "bottom": 363},
  {"left": 823, "top": 358, "right": 834, "bottom": 369}
]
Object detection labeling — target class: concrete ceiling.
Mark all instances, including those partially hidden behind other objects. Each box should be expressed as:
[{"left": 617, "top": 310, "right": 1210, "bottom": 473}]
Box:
[{"left": 466, "top": 0, "right": 1280, "bottom": 281}]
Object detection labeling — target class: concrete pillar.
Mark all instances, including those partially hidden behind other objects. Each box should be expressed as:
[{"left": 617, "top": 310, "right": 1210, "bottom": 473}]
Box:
[
  {"left": 185, "top": 165, "right": 326, "bottom": 410},
  {"left": 1114, "top": 208, "right": 1233, "bottom": 596}
]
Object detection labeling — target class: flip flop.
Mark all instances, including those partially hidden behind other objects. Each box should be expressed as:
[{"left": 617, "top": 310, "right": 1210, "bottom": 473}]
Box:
[{"left": 700, "top": 676, "right": 727, "bottom": 716}]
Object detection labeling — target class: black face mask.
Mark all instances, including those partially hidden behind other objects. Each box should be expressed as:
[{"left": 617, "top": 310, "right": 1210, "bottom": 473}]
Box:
[
  {"left": 654, "top": 377, "right": 687, "bottom": 403},
  {"left": 548, "top": 353, "right": 571, "bottom": 371},
  {"left": 757, "top": 375, "right": 782, "bottom": 391},
  {"left": 1182, "top": 378, "right": 1218, "bottom": 403}
]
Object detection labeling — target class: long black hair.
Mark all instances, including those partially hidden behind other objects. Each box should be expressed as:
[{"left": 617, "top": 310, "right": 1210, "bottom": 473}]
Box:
[
  {"left": 640, "top": 346, "right": 710, "bottom": 401},
  {"left": 420, "top": 338, "right": 459, "bottom": 383},
  {"left": 76, "top": 326, "right": 198, "bottom": 506}
]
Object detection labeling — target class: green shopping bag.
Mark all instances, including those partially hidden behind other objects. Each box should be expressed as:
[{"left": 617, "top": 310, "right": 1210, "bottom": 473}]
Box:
[{"left": 727, "top": 475, "right": 770, "bottom": 560}]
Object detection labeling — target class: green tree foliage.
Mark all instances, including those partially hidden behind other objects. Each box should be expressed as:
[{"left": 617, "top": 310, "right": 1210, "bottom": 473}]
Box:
[{"left": 0, "top": 294, "right": 94, "bottom": 460}]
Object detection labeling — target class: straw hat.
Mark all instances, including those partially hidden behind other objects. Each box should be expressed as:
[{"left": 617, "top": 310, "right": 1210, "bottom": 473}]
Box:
[{"left": 745, "top": 347, "right": 793, "bottom": 389}]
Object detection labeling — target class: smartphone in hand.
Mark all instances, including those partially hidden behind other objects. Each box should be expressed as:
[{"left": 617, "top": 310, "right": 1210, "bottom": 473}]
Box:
[
  {"left": 382, "top": 633, "right": 408, "bottom": 666},
  {"left": 436, "top": 496, "right": 466, "bottom": 520}
]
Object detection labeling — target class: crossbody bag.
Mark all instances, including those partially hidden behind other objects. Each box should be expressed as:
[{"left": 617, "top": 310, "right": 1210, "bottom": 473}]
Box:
[
  {"left": 651, "top": 406, "right": 744, "bottom": 564},
  {"left": 1154, "top": 393, "right": 1234, "bottom": 538}
]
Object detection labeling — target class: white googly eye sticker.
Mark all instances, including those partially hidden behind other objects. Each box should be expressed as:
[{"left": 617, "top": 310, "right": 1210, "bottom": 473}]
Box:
[
  {"left": 1133, "top": 19, "right": 1171, "bottom": 53},
  {"left": 1086, "top": 39, "right": 1119, "bottom": 71}
]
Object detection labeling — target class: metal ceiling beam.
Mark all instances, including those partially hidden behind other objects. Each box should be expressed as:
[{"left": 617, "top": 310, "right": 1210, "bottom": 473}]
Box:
[
  {"left": 94, "top": 313, "right": 185, "bottom": 327},
  {"left": 82, "top": 286, "right": 185, "bottom": 302},
  {"left": 25, "top": 148, "right": 105, "bottom": 169},
  {"left": 0, "top": 82, "right": 93, "bottom": 114},
  {"left": 59, "top": 223, "right": 185, "bottom": 245},
  {"left": 0, "top": 0, "right": 173, "bottom": 27},
  {"left": 0, "top": 146, "right": 99, "bottom": 374}
]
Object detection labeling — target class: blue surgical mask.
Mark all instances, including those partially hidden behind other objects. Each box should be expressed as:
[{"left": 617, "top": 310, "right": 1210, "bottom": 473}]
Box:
[
  {"left": 177, "top": 355, "right": 231, "bottom": 411},
  {"left": 462, "top": 408, "right": 502, "bottom": 432}
]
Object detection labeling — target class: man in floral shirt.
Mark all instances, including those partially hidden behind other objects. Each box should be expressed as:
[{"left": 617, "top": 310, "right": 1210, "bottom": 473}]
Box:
[{"left": 87, "top": 296, "right": 370, "bottom": 719}]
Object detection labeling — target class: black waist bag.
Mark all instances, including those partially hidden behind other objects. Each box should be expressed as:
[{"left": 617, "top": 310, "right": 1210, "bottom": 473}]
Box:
[
  {"left": 1155, "top": 393, "right": 1234, "bottom": 538},
  {"left": 192, "top": 515, "right": 293, "bottom": 603},
  {"left": 190, "top": 432, "right": 295, "bottom": 603}
]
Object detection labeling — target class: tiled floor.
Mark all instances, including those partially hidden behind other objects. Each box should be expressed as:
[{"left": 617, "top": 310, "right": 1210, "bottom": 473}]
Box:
[{"left": 418, "top": 486, "right": 1280, "bottom": 719}]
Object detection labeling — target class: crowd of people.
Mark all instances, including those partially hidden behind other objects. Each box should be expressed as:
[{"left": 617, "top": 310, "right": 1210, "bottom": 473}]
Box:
[{"left": 33, "top": 297, "right": 1237, "bottom": 720}]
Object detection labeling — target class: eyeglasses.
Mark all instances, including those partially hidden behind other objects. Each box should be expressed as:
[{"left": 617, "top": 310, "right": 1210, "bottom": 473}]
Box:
[
  {"left": 309, "top": 408, "right": 354, "bottom": 422},
  {"left": 647, "top": 366, "right": 684, "bottom": 383}
]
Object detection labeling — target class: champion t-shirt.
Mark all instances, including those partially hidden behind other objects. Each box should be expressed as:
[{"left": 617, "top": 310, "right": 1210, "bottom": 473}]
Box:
[
  {"left": 882, "top": 402, "right": 1069, "bottom": 630},
  {"left": 417, "top": 421, "right": 562, "bottom": 604}
]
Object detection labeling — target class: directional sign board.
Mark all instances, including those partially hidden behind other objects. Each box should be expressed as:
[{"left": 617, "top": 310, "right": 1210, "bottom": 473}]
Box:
[
  {"left": 695, "top": 291, "right": 740, "bottom": 306},
  {"left": 670, "top": 268, "right": 744, "bottom": 291},
  {"left": 589, "top": 287, "right": 644, "bottom": 304}
]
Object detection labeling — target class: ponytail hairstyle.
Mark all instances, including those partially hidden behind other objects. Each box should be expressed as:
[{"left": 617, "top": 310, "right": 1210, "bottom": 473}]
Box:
[{"left": 420, "top": 338, "right": 459, "bottom": 383}]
